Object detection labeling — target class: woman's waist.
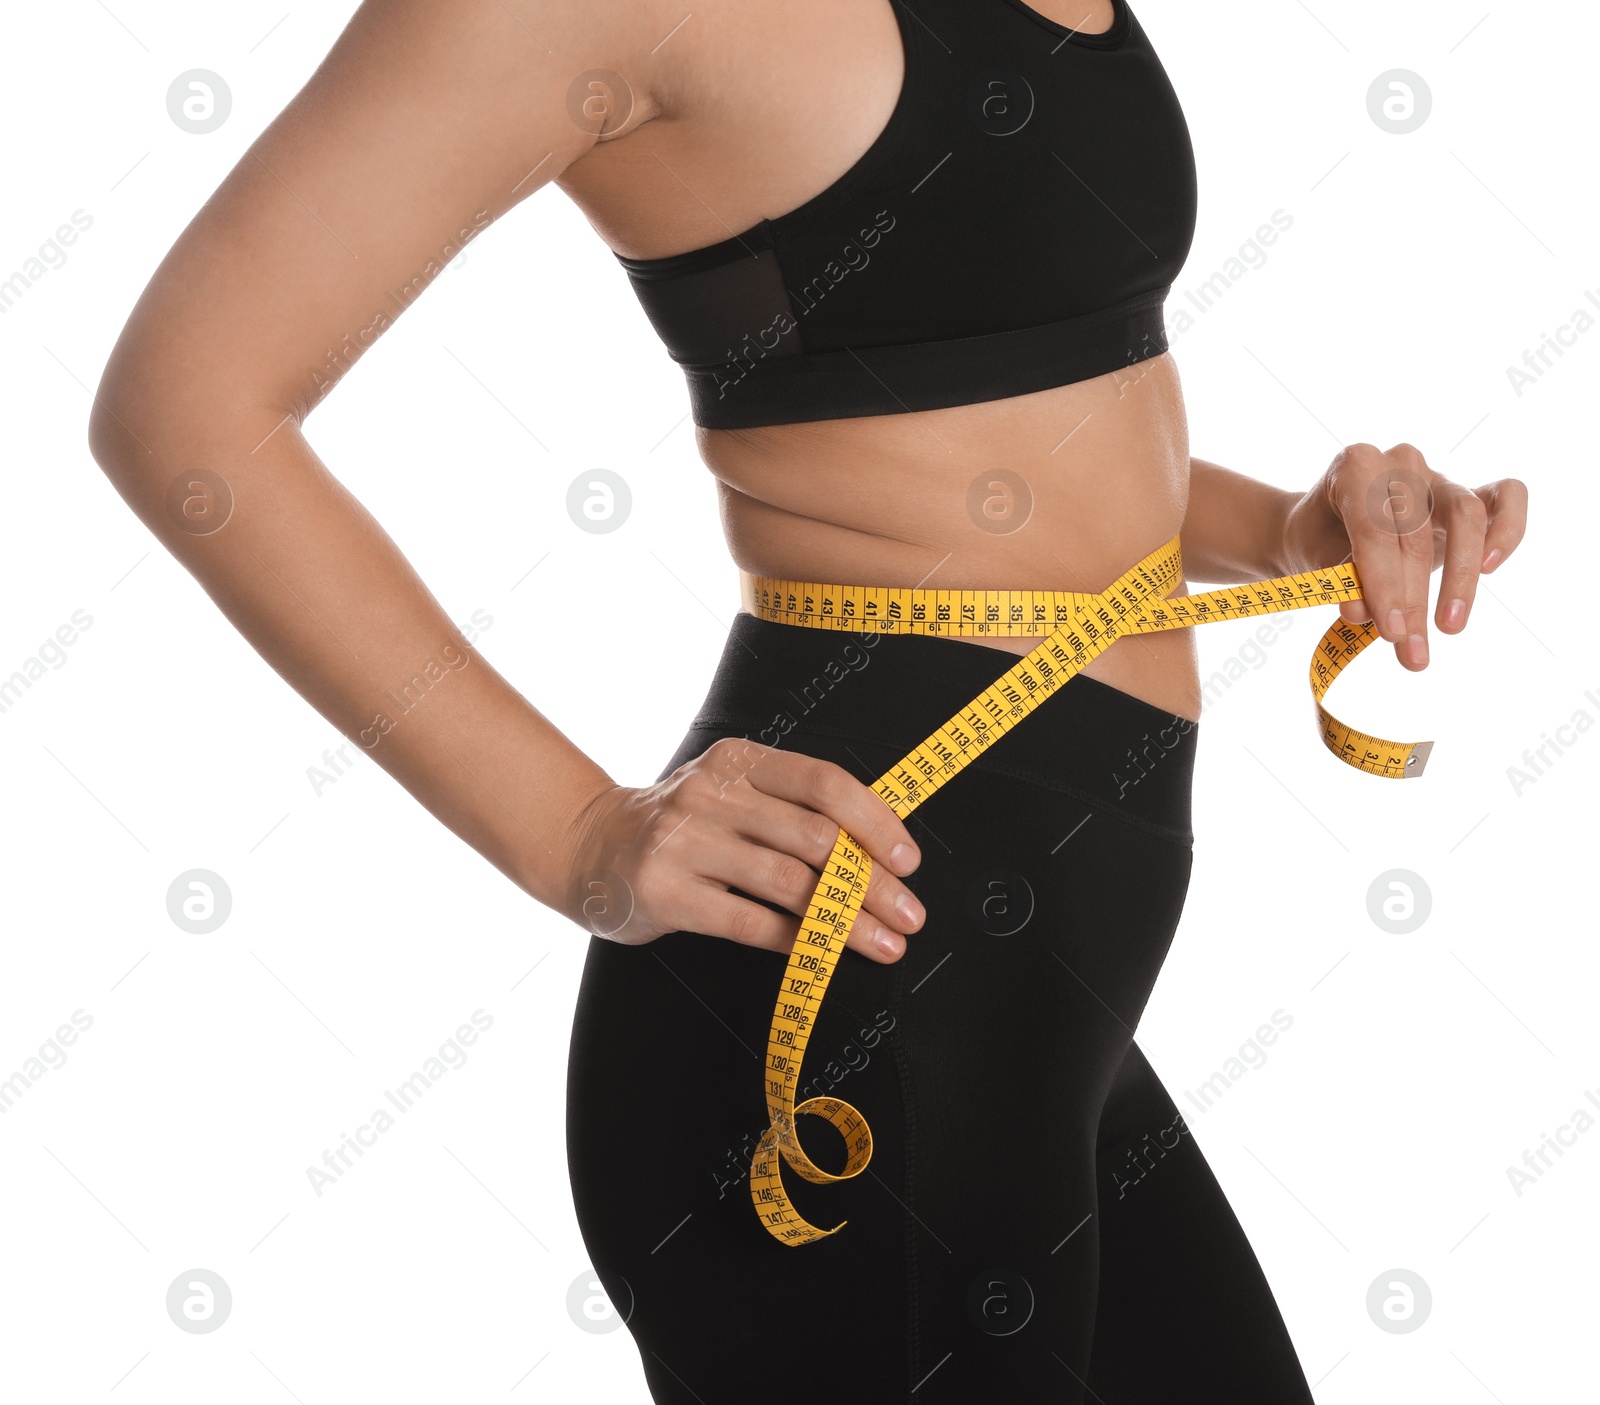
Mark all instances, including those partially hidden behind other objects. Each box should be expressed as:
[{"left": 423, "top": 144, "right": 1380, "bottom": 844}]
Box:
[
  {"left": 700, "top": 355, "right": 1190, "bottom": 578},
  {"left": 721, "top": 502, "right": 1203, "bottom": 721},
  {"left": 686, "top": 611, "right": 1198, "bottom": 846},
  {"left": 702, "top": 366, "right": 1195, "bottom": 710}
]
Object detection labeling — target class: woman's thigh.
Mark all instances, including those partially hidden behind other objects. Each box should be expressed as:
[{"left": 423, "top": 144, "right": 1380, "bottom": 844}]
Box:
[
  {"left": 879, "top": 745, "right": 1194, "bottom": 1401},
  {"left": 1086, "top": 1040, "right": 1314, "bottom": 1402}
]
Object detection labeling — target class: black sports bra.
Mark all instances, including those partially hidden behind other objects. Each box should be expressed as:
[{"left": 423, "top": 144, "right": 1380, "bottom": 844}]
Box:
[{"left": 612, "top": 0, "right": 1197, "bottom": 430}]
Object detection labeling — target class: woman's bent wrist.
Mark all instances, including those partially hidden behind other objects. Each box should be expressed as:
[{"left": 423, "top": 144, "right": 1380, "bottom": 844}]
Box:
[
  {"left": 536, "top": 779, "right": 628, "bottom": 928},
  {"left": 1276, "top": 475, "right": 1348, "bottom": 578}
]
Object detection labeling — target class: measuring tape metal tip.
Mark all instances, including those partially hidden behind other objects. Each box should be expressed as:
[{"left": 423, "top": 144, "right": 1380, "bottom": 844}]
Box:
[{"left": 1405, "top": 740, "right": 1435, "bottom": 778}]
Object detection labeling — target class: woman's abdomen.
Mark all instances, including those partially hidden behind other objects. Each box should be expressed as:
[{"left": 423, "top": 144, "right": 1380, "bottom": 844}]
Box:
[{"left": 699, "top": 354, "right": 1202, "bottom": 721}]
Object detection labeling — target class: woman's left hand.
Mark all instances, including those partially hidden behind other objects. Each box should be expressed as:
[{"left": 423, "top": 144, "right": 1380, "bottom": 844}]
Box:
[{"left": 1280, "top": 442, "right": 1529, "bottom": 672}]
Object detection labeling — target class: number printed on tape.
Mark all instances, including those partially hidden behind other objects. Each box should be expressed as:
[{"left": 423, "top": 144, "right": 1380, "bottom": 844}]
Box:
[{"left": 740, "top": 535, "right": 1434, "bottom": 1246}]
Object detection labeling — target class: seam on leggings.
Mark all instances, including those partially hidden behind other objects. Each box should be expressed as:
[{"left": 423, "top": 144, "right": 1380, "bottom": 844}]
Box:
[
  {"left": 684, "top": 718, "right": 1196, "bottom": 849},
  {"left": 890, "top": 954, "right": 922, "bottom": 1402}
]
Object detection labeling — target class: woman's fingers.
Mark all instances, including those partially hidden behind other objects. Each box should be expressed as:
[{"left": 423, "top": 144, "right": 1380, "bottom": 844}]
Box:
[
  {"left": 726, "top": 753, "right": 927, "bottom": 960},
  {"left": 692, "top": 828, "right": 919, "bottom": 962},
  {"left": 737, "top": 746, "right": 923, "bottom": 877},
  {"left": 1392, "top": 492, "right": 1437, "bottom": 669},
  {"left": 1435, "top": 476, "right": 1529, "bottom": 635},
  {"left": 1331, "top": 445, "right": 1438, "bottom": 670},
  {"left": 669, "top": 739, "right": 924, "bottom": 962},
  {"left": 1324, "top": 446, "right": 1529, "bottom": 670},
  {"left": 1477, "top": 476, "right": 1530, "bottom": 574},
  {"left": 661, "top": 878, "right": 809, "bottom": 955},
  {"left": 722, "top": 783, "right": 926, "bottom": 939},
  {"left": 1434, "top": 486, "right": 1490, "bottom": 633}
]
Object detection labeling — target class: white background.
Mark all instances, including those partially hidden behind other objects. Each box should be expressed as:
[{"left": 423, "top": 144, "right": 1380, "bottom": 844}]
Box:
[{"left": 2, "top": 0, "right": 1595, "bottom": 1400}]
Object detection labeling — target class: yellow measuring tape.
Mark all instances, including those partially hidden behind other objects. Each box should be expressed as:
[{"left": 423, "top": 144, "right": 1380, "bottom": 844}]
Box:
[{"left": 737, "top": 534, "right": 1431, "bottom": 1246}]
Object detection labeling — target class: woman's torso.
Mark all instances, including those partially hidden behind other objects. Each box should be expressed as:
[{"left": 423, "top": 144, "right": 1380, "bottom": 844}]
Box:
[{"left": 555, "top": 0, "right": 1202, "bottom": 722}]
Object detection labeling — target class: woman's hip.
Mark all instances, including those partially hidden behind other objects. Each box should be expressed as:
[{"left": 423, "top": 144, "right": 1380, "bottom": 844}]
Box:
[
  {"left": 563, "top": 614, "right": 1200, "bottom": 1394},
  {"left": 658, "top": 610, "right": 1198, "bottom": 818}
]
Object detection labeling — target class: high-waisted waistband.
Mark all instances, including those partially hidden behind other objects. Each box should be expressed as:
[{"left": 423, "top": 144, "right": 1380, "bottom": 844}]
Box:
[{"left": 686, "top": 611, "right": 1197, "bottom": 847}]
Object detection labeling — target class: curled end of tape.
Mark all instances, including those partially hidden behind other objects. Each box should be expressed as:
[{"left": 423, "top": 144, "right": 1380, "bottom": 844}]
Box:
[{"left": 1404, "top": 740, "right": 1434, "bottom": 778}]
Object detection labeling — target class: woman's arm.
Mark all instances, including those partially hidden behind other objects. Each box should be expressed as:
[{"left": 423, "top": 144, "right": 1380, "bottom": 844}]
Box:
[
  {"left": 1181, "top": 446, "right": 1527, "bottom": 671},
  {"left": 85, "top": 0, "right": 651, "bottom": 916},
  {"left": 84, "top": 0, "right": 931, "bottom": 960},
  {"left": 1175, "top": 458, "right": 1298, "bottom": 584}
]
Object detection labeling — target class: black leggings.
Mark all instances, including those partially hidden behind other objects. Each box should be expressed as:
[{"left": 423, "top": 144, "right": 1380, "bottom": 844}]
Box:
[{"left": 566, "top": 612, "right": 1313, "bottom": 1403}]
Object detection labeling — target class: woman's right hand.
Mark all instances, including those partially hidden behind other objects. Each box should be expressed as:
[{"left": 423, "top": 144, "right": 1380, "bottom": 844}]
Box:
[{"left": 558, "top": 738, "right": 926, "bottom": 962}]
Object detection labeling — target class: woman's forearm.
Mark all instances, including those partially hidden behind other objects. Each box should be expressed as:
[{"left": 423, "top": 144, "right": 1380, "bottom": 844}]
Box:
[
  {"left": 87, "top": 397, "right": 614, "bottom": 918},
  {"left": 1179, "top": 457, "right": 1304, "bottom": 584}
]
